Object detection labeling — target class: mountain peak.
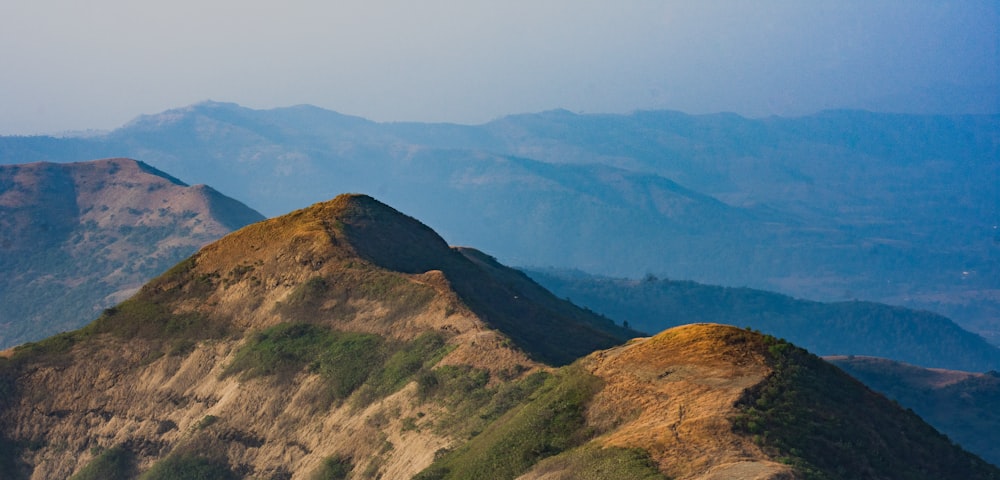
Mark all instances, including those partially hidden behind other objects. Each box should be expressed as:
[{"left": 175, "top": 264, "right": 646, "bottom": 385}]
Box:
[
  {"left": 319, "top": 194, "right": 454, "bottom": 273},
  {"left": 130, "top": 193, "right": 634, "bottom": 366}
]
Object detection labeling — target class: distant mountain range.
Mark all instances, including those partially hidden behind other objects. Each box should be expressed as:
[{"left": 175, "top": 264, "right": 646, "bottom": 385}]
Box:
[
  {"left": 0, "top": 158, "right": 264, "bottom": 348},
  {"left": 2, "top": 194, "right": 995, "bottom": 479},
  {"left": 2, "top": 102, "right": 996, "bottom": 345}
]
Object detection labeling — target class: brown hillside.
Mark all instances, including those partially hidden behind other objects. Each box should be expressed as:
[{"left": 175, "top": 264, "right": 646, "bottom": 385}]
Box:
[
  {"left": 508, "top": 324, "right": 999, "bottom": 480},
  {"left": 0, "top": 193, "right": 633, "bottom": 479},
  {"left": 576, "top": 324, "right": 794, "bottom": 479},
  {"left": 182, "top": 194, "right": 634, "bottom": 364},
  {"left": 0, "top": 158, "right": 265, "bottom": 347}
]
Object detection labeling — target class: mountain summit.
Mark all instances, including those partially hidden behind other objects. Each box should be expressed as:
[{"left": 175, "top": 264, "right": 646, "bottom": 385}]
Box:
[{"left": 154, "top": 193, "right": 635, "bottom": 365}]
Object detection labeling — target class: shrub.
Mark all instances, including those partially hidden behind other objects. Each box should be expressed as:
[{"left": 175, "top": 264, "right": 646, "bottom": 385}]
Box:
[
  {"left": 310, "top": 455, "right": 352, "bottom": 480},
  {"left": 222, "top": 323, "right": 338, "bottom": 380},
  {"left": 353, "top": 332, "right": 450, "bottom": 405},
  {"left": 69, "top": 446, "right": 136, "bottom": 480},
  {"left": 138, "top": 454, "right": 238, "bottom": 480}
]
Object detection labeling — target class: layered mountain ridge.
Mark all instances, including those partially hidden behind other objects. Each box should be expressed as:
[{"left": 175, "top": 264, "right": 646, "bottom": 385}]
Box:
[
  {"left": 1, "top": 194, "right": 996, "bottom": 479},
  {"left": 2, "top": 102, "right": 996, "bottom": 343}
]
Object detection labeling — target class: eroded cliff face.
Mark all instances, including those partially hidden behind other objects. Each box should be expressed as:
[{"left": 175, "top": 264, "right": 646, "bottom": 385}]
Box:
[{"left": 6, "top": 331, "right": 492, "bottom": 479}]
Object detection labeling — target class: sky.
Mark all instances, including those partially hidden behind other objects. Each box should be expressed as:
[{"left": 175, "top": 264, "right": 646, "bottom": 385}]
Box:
[{"left": 1, "top": 0, "right": 997, "bottom": 135}]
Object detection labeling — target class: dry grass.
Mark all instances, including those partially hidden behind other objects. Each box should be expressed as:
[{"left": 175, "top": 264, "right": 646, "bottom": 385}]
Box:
[
  {"left": 580, "top": 324, "right": 794, "bottom": 480},
  {"left": 0, "top": 194, "right": 550, "bottom": 479}
]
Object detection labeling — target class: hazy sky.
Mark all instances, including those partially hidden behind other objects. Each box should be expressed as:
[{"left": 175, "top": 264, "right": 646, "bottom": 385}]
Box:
[{"left": 1, "top": 1, "right": 997, "bottom": 135}]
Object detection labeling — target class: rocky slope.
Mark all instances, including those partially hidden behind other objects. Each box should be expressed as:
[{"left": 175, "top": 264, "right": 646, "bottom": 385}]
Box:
[{"left": 0, "top": 158, "right": 265, "bottom": 347}]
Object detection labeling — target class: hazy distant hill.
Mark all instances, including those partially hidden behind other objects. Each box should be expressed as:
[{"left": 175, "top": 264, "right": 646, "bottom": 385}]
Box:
[
  {"left": 828, "top": 356, "right": 1000, "bottom": 467},
  {"left": 525, "top": 268, "right": 1000, "bottom": 373},
  {"left": 1, "top": 102, "right": 996, "bottom": 342},
  {"left": 0, "top": 158, "right": 264, "bottom": 348},
  {"left": 2, "top": 194, "right": 994, "bottom": 479}
]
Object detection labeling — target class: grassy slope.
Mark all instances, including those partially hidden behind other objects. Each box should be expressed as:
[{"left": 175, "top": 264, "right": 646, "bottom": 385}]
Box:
[{"left": 414, "top": 365, "right": 665, "bottom": 480}]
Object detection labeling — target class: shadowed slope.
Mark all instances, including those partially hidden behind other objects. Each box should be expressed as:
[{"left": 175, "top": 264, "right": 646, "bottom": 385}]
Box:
[
  {"left": 300, "top": 194, "right": 638, "bottom": 365},
  {"left": 828, "top": 356, "right": 1000, "bottom": 467}
]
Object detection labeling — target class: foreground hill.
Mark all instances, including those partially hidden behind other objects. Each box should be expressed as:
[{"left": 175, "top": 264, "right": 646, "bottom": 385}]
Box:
[
  {"left": 527, "top": 268, "right": 1000, "bottom": 373},
  {"left": 0, "top": 158, "right": 264, "bottom": 348},
  {"left": 528, "top": 269, "right": 1000, "bottom": 466},
  {"left": 0, "top": 194, "right": 635, "bottom": 479},
  {"left": 2, "top": 102, "right": 996, "bottom": 342},
  {"left": 1, "top": 195, "right": 996, "bottom": 479},
  {"left": 828, "top": 356, "right": 1000, "bottom": 467},
  {"left": 419, "top": 323, "right": 998, "bottom": 480}
]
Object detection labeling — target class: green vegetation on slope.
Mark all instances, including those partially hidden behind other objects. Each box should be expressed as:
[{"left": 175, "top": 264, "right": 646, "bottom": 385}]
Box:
[
  {"left": 524, "top": 445, "right": 667, "bottom": 480},
  {"left": 417, "top": 366, "right": 549, "bottom": 440},
  {"left": 352, "top": 330, "right": 450, "bottom": 406},
  {"left": 309, "top": 455, "right": 353, "bottom": 480},
  {"left": 414, "top": 365, "right": 604, "bottom": 480},
  {"left": 138, "top": 454, "right": 239, "bottom": 480},
  {"left": 732, "top": 332, "right": 1000, "bottom": 479},
  {"left": 223, "top": 322, "right": 451, "bottom": 407},
  {"left": 69, "top": 446, "right": 136, "bottom": 480}
]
